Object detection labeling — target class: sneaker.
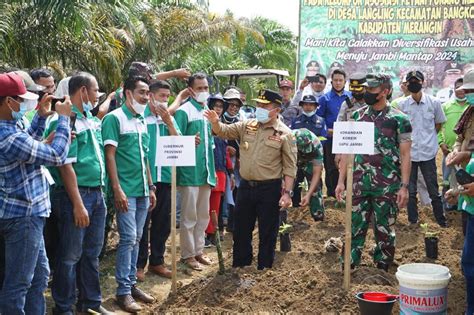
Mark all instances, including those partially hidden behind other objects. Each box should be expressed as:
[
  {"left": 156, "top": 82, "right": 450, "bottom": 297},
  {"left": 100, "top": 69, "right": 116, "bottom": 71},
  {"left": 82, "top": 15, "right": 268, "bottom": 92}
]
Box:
[
  {"left": 204, "top": 237, "right": 214, "bottom": 248},
  {"left": 131, "top": 285, "right": 155, "bottom": 304},
  {"left": 116, "top": 294, "right": 142, "bottom": 313}
]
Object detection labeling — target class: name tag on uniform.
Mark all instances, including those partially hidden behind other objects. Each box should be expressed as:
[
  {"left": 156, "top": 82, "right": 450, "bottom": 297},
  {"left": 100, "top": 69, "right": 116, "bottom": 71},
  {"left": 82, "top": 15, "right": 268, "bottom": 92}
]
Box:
[{"left": 268, "top": 135, "right": 282, "bottom": 142}]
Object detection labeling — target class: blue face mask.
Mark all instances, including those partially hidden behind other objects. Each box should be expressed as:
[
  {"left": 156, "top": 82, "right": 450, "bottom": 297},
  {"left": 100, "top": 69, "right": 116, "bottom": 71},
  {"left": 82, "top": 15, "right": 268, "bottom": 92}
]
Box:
[
  {"left": 81, "top": 89, "right": 93, "bottom": 113},
  {"left": 9, "top": 98, "right": 28, "bottom": 121},
  {"left": 466, "top": 93, "right": 474, "bottom": 105},
  {"left": 255, "top": 107, "right": 271, "bottom": 123},
  {"left": 83, "top": 101, "right": 93, "bottom": 113},
  {"left": 302, "top": 110, "right": 316, "bottom": 117}
]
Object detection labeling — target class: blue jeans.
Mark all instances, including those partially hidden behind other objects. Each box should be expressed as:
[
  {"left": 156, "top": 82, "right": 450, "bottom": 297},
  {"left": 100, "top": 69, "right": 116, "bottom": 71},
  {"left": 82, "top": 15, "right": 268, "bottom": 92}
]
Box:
[
  {"left": 115, "top": 196, "right": 149, "bottom": 296},
  {"left": 51, "top": 188, "right": 106, "bottom": 314},
  {"left": 462, "top": 213, "right": 474, "bottom": 315},
  {"left": 0, "top": 216, "right": 49, "bottom": 315}
]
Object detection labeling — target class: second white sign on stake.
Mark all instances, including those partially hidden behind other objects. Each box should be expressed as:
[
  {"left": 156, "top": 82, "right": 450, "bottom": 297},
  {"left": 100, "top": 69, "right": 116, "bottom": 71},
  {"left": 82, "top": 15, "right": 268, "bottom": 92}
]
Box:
[
  {"left": 156, "top": 136, "right": 196, "bottom": 167},
  {"left": 332, "top": 121, "right": 375, "bottom": 155}
]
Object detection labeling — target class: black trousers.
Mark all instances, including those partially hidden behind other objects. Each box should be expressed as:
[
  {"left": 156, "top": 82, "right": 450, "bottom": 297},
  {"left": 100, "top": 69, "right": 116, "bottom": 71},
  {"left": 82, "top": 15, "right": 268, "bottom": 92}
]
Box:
[
  {"left": 137, "top": 183, "right": 171, "bottom": 268},
  {"left": 407, "top": 158, "right": 446, "bottom": 226},
  {"left": 323, "top": 139, "right": 338, "bottom": 198},
  {"left": 46, "top": 188, "right": 62, "bottom": 272},
  {"left": 232, "top": 179, "right": 281, "bottom": 270}
]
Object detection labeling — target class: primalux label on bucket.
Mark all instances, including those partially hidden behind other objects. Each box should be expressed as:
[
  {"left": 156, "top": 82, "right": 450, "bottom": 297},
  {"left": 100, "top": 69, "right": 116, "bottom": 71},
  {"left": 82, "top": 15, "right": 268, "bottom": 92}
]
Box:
[{"left": 400, "top": 287, "right": 447, "bottom": 314}]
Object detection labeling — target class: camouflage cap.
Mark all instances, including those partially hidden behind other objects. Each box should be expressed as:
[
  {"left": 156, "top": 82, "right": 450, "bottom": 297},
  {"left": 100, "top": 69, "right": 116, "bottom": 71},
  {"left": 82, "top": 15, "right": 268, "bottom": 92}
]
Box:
[
  {"left": 363, "top": 73, "right": 393, "bottom": 89},
  {"left": 293, "top": 128, "right": 317, "bottom": 153}
]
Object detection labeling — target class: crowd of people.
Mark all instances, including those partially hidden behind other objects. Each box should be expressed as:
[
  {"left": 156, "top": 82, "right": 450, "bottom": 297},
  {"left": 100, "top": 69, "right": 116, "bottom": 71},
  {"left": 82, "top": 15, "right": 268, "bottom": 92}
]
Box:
[{"left": 0, "top": 61, "right": 473, "bottom": 315}]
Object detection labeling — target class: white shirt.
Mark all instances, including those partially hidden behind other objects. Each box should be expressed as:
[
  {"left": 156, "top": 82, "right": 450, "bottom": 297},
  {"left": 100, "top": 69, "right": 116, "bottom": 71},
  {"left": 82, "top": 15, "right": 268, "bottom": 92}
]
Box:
[{"left": 398, "top": 93, "right": 446, "bottom": 162}]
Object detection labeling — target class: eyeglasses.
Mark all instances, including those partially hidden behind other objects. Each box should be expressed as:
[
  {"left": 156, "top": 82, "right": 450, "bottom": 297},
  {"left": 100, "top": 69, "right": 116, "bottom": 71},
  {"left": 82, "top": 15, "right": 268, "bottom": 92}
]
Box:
[{"left": 228, "top": 102, "right": 241, "bottom": 107}]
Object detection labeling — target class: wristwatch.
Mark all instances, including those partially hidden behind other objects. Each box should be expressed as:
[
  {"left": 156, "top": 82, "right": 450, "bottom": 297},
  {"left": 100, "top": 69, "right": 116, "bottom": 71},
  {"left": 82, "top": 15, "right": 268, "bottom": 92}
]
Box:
[
  {"left": 149, "top": 184, "right": 157, "bottom": 192},
  {"left": 400, "top": 182, "right": 409, "bottom": 189},
  {"left": 282, "top": 189, "right": 294, "bottom": 197}
]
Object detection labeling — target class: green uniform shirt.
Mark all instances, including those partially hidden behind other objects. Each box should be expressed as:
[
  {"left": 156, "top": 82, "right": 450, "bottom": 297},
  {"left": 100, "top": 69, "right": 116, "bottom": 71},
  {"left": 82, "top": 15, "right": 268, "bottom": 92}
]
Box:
[
  {"left": 174, "top": 98, "right": 216, "bottom": 186},
  {"left": 352, "top": 105, "right": 412, "bottom": 195},
  {"left": 297, "top": 133, "right": 324, "bottom": 175},
  {"left": 102, "top": 105, "right": 150, "bottom": 197},
  {"left": 459, "top": 153, "right": 474, "bottom": 215},
  {"left": 44, "top": 106, "right": 105, "bottom": 187},
  {"left": 438, "top": 99, "right": 468, "bottom": 149},
  {"left": 144, "top": 106, "right": 182, "bottom": 184}
]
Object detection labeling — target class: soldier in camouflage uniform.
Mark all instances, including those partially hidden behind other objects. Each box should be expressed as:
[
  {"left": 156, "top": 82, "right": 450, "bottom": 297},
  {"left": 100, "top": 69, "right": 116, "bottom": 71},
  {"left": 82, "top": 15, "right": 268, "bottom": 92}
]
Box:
[
  {"left": 293, "top": 128, "right": 325, "bottom": 221},
  {"left": 335, "top": 74, "right": 412, "bottom": 271}
]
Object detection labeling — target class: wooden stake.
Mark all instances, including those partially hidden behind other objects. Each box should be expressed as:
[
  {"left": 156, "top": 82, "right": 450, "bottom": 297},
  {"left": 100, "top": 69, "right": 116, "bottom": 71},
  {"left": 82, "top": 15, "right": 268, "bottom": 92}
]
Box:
[
  {"left": 210, "top": 210, "right": 225, "bottom": 274},
  {"left": 171, "top": 166, "right": 177, "bottom": 295},
  {"left": 343, "top": 154, "right": 354, "bottom": 291}
]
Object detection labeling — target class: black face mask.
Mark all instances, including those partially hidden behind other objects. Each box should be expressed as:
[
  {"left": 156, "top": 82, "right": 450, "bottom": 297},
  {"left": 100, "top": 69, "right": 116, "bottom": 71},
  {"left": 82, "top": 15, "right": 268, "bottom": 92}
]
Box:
[
  {"left": 353, "top": 93, "right": 364, "bottom": 101},
  {"left": 407, "top": 81, "right": 422, "bottom": 93},
  {"left": 363, "top": 91, "right": 379, "bottom": 106}
]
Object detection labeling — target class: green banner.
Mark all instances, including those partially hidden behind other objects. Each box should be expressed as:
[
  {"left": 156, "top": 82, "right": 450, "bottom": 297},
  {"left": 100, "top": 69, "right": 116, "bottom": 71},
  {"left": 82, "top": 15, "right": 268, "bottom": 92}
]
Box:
[{"left": 298, "top": 0, "right": 474, "bottom": 98}]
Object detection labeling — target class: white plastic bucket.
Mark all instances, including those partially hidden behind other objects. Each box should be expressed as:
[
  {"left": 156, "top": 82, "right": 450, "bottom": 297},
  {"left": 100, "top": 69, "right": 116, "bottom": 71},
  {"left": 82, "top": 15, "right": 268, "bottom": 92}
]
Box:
[{"left": 396, "top": 263, "right": 451, "bottom": 315}]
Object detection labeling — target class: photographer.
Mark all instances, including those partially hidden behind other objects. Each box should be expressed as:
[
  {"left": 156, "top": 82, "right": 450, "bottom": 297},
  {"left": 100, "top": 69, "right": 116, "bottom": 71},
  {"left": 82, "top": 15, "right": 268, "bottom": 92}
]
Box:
[{"left": 0, "top": 72, "right": 71, "bottom": 314}]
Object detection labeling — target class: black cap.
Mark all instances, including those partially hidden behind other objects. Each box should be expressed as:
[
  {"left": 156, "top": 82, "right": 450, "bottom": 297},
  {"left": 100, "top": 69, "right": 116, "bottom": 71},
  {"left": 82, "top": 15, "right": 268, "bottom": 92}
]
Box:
[
  {"left": 252, "top": 89, "right": 283, "bottom": 105},
  {"left": 406, "top": 70, "right": 424, "bottom": 82},
  {"left": 299, "top": 94, "right": 318, "bottom": 106},
  {"left": 349, "top": 72, "right": 367, "bottom": 92},
  {"left": 129, "top": 62, "right": 152, "bottom": 78}
]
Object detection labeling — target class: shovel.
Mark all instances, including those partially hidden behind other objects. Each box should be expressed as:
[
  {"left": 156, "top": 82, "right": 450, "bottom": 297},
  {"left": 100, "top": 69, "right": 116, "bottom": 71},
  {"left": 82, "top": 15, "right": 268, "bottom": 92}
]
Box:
[{"left": 211, "top": 210, "right": 225, "bottom": 274}]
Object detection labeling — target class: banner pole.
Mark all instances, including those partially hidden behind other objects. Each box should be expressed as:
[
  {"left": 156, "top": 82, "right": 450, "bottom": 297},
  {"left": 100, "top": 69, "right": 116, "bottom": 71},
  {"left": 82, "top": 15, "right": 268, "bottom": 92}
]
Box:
[
  {"left": 171, "top": 165, "right": 177, "bottom": 295},
  {"left": 343, "top": 154, "right": 354, "bottom": 290}
]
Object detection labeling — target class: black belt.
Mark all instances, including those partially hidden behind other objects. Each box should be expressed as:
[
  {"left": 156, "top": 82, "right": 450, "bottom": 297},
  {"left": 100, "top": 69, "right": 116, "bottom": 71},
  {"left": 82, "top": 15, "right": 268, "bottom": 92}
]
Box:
[
  {"left": 77, "top": 186, "right": 102, "bottom": 193},
  {"left": 241, "top": 178, "right": 281, "bottom": 187}
]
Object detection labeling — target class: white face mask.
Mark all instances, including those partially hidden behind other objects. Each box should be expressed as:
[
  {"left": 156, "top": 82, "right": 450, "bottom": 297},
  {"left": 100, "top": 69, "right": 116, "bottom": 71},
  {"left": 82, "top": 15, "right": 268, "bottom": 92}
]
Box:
[
  {"left": 155, "top": 101, "right": 168, "bottom": 109},
  {"left": 195, "top": 92, "right": 210, "bottom": 103},
  {"left": 131, "top": 97, "right": 147, "bottom": 115}
]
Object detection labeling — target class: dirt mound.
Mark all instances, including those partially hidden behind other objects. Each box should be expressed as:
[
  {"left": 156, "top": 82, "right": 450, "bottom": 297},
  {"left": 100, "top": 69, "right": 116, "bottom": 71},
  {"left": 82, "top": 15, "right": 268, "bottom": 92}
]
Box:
[{"left": 157, "top": 205, "right": 466, "bottom": 314}]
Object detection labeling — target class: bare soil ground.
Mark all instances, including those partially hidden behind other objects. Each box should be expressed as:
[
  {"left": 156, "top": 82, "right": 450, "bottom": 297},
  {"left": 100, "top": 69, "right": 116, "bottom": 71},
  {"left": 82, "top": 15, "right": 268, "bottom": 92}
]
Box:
[
  {"left": 45, "top": 154, "right": 467, "bottom": 314},
  {"left": 45, "top": 202, "right": 466, "bottom": 314}
]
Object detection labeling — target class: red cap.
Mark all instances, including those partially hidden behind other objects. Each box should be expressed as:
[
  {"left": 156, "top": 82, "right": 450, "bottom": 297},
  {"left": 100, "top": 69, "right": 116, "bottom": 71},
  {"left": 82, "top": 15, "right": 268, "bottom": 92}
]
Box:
[
  {"left": 279, "top": 79, "right": 294, "bottom": 89},
  {"left": 0, "top": 73, "right": 38, "bottom": 100}
]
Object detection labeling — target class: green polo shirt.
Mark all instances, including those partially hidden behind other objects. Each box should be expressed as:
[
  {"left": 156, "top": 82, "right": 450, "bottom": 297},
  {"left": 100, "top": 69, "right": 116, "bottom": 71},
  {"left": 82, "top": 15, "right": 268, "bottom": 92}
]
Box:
[
  {"left": 438, "top": 99, "right": 468, "bottom": 149},
  {"left": 102, "top": 105, "right": 150, "bottom": 197},
  {"left": 44, "top": 106, "right": 105, "bottom": 187},
  {"left": 174, "top": 98, "right": 216, "bottom": 186},
  {"left": 144, "top": 106, "right": 182, "bottom": 184}
]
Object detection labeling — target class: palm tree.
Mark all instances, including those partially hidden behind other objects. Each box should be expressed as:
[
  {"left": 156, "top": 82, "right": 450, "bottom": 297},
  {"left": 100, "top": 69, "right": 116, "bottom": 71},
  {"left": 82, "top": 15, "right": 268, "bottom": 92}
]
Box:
[{"left": 0, "top": 0, "right": 244, "bottom": 90}]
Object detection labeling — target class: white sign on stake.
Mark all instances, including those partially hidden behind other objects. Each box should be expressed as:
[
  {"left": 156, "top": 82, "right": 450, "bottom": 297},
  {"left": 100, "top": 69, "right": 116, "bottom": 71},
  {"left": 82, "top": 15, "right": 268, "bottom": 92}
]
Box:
[
  {"left": 156, "top": 136, "right": 196, "bottom": 167},
  {"left": 332, "top": 121, "right": 375, "bottom": 155}
]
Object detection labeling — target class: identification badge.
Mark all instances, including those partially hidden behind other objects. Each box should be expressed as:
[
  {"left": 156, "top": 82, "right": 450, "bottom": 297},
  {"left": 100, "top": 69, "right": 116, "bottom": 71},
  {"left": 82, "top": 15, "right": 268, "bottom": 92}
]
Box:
[{"left": 268, "top": 135, "right": 282, "bottom": 142}]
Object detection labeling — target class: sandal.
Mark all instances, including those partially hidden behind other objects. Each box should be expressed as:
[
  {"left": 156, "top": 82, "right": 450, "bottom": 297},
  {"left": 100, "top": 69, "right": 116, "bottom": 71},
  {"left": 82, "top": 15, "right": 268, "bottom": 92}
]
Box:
[
  {"left": 182, "top": 257, "right": 203, "bottom": 271},
  {"left": 195, "top": 255, "right": 212, "bottom": 265}
]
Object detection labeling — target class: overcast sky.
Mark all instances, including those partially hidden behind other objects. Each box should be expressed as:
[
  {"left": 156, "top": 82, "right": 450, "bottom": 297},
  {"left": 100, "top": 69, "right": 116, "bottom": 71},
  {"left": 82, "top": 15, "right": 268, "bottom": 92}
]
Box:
[{"left": 208, "top": 0, "right": 299, "bottom": 34}]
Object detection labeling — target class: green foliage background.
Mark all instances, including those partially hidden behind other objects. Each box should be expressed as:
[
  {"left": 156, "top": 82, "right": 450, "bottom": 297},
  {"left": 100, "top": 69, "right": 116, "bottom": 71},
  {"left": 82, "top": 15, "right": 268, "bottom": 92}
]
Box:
[{"left": 0, "top": 0, "right": 297, "bottom": 100}]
